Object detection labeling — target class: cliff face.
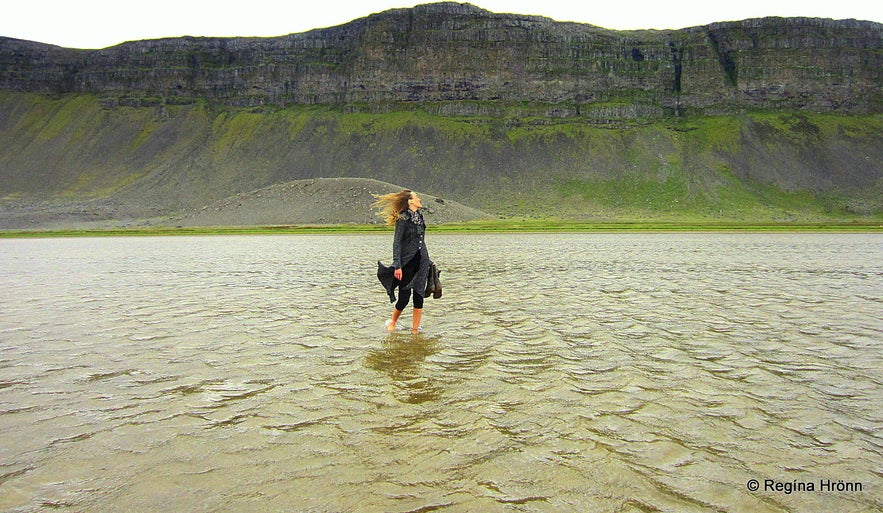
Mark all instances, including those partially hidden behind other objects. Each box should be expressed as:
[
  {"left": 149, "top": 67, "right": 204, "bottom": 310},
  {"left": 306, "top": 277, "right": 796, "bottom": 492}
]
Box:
[
  {"left": 0, "top": 3, "right": 881, "bottom": 227},
  {"left": 1, "top": 2, "right": 881, "bottom": 116}
]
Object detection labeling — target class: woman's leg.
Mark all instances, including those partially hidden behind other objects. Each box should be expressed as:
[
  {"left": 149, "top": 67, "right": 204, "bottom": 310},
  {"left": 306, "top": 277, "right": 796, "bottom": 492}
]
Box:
[
  {"left": 389, "top": 253, "right": 421, "bottom": 332},
  {"left": 388, "top": 288, "right": 412, "bottom": 331},
  {"left": 395, "top": 289, "right": 412, "bottom": 312},
  {"left": 411, "top": 293, "right": 424, "bottom": 333},
  {"left": 387, "top": 307, "right": 403, "bottom": 331}
]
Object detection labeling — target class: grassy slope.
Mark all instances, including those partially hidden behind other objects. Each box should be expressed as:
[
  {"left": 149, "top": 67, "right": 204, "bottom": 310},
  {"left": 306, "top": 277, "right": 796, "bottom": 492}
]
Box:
[{"left": 0, "top": 91, "right": 881, "bottom": 225}]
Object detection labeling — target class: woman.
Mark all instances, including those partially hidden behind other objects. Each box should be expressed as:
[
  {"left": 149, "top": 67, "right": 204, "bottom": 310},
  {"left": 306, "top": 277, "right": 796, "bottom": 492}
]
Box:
[{"left": 373, "top": 189, "right": 430, "bottom": 334}]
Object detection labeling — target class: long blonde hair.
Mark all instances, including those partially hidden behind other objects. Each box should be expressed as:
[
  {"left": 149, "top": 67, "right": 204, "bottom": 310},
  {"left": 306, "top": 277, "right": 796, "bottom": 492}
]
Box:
[{"left": 372, "top": 189, "right": 412, "bottom": 226}]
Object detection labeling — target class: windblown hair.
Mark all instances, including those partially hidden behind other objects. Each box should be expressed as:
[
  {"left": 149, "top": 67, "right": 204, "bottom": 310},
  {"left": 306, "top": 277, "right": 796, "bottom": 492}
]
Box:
[{"left": 372, "top": 189, "right": 412, "bottom": 226}]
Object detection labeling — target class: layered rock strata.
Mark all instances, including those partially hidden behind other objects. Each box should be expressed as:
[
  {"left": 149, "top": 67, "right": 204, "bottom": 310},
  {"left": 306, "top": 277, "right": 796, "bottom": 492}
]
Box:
[{"left": 1, "top": 3, "right": 880, "bottom": 115}]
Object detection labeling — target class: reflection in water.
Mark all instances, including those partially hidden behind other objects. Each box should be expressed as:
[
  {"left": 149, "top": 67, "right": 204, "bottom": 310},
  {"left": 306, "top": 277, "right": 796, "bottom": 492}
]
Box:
[
  {"left": 365, "top": 334, "right": 443, "bottom": 404},
  {"left": 0, "top": 234, "right": 880, "bottom": 512}
]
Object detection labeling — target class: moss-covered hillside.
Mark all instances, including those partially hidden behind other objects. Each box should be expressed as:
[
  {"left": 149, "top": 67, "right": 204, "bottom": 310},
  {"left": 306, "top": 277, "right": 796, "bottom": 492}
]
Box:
[{"left": 0, "top": 91, "right": 880, "bottom": 227}]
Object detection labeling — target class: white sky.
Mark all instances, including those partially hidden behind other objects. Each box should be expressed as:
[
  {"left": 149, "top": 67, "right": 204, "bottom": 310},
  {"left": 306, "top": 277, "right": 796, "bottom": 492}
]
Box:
[{"left": 4, "top": 0, "right": 881, "bottom": 49}]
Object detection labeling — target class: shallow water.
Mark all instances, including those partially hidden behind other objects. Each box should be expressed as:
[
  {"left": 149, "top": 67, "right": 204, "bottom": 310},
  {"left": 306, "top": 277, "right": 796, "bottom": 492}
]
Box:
[{"left": 0, "top": 233, "right": 880, "bottom": 512}]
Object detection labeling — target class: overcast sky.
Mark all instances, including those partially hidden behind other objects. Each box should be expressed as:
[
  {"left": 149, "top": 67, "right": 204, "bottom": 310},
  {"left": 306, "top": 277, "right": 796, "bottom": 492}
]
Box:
[{"left": 4, "top": 0, "right": 881, "bottom": 49}]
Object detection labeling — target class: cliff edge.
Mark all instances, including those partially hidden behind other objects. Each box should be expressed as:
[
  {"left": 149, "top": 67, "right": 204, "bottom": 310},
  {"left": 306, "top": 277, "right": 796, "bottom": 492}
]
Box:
[{"left": 2, "top": 3, "right": 880, "bottom": 115}]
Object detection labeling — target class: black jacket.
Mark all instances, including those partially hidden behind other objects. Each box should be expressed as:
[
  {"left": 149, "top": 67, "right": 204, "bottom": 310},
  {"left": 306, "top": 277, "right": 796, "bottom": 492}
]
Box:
[
  {"left": 377, "top": 260, "right": 441, "bottom": 302},
  {"left": 392, "top": 209, "right": 427, "bottom": 269}
]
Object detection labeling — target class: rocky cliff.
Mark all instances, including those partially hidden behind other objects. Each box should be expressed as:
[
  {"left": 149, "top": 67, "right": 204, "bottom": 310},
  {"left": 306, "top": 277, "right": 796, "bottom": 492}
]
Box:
[
  {"left": 2, "top": 3, "right": 881, "bottom": 116},
  {"left": 0, "top": 3, "right": 881, "bottom": 228}
]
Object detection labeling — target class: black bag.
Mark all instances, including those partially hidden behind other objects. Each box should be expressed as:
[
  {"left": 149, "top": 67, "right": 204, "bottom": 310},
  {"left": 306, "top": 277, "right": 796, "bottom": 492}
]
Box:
[{"left": 424, "top": 262, "right": 442, "bottom": 299}]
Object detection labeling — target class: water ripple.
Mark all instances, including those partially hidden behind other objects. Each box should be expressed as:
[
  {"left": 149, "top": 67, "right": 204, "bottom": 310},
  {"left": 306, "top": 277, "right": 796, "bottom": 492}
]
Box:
[{"left": 0, "top": 233, "right": 880, "bottom": 512}]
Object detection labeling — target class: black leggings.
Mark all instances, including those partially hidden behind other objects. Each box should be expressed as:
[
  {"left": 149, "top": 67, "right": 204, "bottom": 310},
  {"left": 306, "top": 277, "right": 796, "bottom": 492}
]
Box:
[
  {"left": 395, "top": 289, "right": 424, "bottom": 311},
  {"left": 395, "top": 253, "right": 424, "bottom": 310}
]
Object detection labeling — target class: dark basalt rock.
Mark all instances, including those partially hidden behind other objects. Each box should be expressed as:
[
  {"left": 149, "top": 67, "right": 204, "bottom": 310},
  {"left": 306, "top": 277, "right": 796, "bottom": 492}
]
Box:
[{"left": 1, "top": 3, "right": 880, "bottom": 115}]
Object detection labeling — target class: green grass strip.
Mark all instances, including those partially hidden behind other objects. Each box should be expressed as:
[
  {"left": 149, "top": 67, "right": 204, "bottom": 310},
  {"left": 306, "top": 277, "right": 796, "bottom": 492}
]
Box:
[{"left": 2, "top": 220, "right": 881, "bottom": 238}]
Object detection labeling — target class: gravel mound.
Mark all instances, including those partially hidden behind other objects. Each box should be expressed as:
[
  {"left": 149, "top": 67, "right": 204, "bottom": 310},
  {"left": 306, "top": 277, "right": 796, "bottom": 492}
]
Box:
[{"left": 170, "top": 178, "right": 494, "bottom": 227}]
